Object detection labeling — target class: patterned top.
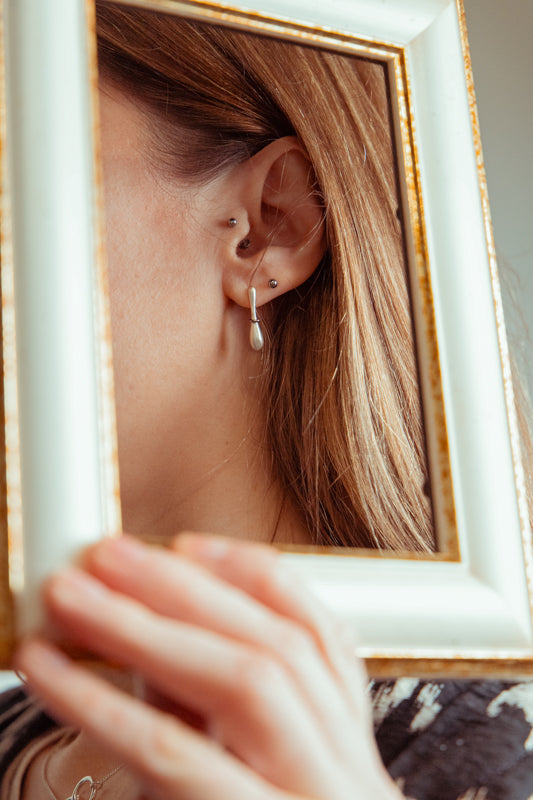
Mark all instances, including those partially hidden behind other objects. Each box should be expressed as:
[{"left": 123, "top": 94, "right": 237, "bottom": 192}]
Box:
[
  {"left": 2, "top": 680, "right": 533, "bottom": 799},
  {"left": 369, "top": 679, "right": 533, "bottom": 799}
]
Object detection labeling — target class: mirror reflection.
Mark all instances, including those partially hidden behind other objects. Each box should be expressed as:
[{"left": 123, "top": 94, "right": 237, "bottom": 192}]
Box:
[{"left": 97, "top": 2, "right": 435, "bottom": 552}]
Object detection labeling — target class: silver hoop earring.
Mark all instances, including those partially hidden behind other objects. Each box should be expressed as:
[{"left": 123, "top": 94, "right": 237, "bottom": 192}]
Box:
[{"left": 248, "top": 287, "right": 264, "bottom": 351}]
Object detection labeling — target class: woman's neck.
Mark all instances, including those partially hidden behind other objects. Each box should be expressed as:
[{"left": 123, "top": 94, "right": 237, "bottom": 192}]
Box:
[{"left": 119, "top": 371, "right": 310, "bottom": 546}]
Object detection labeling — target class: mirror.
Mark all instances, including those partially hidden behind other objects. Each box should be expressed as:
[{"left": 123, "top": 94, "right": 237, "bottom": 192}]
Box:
[
  {"left": 0, "top": 0, "right": 531, "bottom": 678},
  {"left": 96, "top": 3, "right": 445, "bottom": 556}
]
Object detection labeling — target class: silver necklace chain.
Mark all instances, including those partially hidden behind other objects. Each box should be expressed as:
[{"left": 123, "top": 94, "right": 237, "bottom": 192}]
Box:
[
  {"left": 42, "top": 741, "right": 123, "bottom": 800},
  {"left": 62, "top": 771, "right": 123, "bottom": 800}
]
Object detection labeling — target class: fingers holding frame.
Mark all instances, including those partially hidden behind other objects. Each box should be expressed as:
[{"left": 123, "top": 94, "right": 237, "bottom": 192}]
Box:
[
  {"left": 16, "top": 535, "right": 385, "bottom": 798},
  {"left": 172, "top": 534, "right": 370, "bottom": 716},
  {"left": 86, "top": 534, "right": 366, "bottom": 693},
  {"left": 38, "top": 559, "right": 352, "bottom": 795},
  {"left": 82, "top": 535, "right": 370, "bottom": 741},
  {"left": 15, "top": 639, "right": 291, "bottom": 800}
]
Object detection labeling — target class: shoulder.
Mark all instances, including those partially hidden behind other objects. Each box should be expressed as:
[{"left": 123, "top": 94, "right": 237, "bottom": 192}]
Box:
[
  {"left": 371, "top": 678, "right": 533, "bottom": 800},
  {"left": 0, "top": 686, "right": 57, "bottom": 774}
]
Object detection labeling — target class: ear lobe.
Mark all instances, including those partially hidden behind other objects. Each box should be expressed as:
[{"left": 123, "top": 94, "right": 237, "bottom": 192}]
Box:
[{"left": 222, "top": 137, "right": 326, "bottom": 309}]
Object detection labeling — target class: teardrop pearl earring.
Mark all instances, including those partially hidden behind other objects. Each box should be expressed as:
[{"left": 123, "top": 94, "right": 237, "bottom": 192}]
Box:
[{"left": 248, "top": 287, "right": 264, "bottom": 351}]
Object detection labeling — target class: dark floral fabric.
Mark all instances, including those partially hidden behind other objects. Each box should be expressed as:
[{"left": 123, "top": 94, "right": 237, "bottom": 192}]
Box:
[{"left": 370, "top": 679, "right": 533, "bottom": 799}]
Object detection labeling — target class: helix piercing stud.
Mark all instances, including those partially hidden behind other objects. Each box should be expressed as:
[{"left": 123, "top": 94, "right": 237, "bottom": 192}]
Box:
[
  {"left": 228, "top": 218, "right": 238, "bottom": 227},
  {"left": 268, "top": 279, "right": 278, "bottom": 289}
]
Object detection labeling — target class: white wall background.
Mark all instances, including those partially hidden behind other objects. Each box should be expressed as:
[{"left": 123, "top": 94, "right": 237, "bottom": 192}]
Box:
[{"left": 463, "top": 0, "right": 533, "bottom": 396}]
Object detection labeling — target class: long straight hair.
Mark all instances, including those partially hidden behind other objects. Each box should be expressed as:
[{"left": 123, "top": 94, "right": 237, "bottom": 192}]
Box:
[{"left": 96, "top": 4, "right": 435, "bottom": 551}]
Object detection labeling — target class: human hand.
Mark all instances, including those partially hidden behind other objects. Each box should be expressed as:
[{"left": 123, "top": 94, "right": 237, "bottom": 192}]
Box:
[{"left": 15, "top": 534, "right": 403, "bottom": 800}]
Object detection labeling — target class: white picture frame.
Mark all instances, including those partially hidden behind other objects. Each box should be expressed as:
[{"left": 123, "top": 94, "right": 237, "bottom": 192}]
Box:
[
  {"left": 1, "top": 0, "right": 531, "bottom": 679},
  {"left": 0, "top": 0, "right": 121, "bottom": 651}
]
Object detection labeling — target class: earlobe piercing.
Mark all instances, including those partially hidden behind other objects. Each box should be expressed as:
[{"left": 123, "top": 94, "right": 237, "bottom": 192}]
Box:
[
  {"left": 268, "top": 279, "right": 278, "bottom": 289},
  {"left": 248, "top": 287, "right": 264, "bottom": 351}
]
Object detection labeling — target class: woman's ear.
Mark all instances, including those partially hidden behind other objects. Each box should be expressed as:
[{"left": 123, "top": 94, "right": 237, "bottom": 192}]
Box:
[{"left": 221, "top": 137, "right": 326, "bottom": 309}]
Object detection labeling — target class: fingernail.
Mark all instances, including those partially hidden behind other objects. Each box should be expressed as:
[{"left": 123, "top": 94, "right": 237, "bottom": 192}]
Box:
[
  {"left": 47, "top": 567, "right": 105, "bottom": 609},
  {"left": 87, "top": 535, "right": 147, "bottom": 569},
  {"left": 15, "top": 638, "right": 70, "bottom": 678},
  {"left": 177, "top": 534, "right": 230, "bottom": 561}
]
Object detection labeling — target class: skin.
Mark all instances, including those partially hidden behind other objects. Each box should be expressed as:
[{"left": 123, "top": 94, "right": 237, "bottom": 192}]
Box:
[
  {"left": 14, "top": 85, "right": 404, "bottom": 799},
  {"left": 98, "top": 83, "right": 293, "bottom": 545}
]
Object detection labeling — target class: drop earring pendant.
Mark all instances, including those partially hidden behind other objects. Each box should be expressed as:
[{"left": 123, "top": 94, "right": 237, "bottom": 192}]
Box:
[{"left": 248, "top": 287, "right": 264, "bottom": 351}]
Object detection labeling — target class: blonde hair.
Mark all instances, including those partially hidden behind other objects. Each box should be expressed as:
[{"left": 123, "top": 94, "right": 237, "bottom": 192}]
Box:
[{"left": 96, "top": 4, "right": 434, "bottom": 551}]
